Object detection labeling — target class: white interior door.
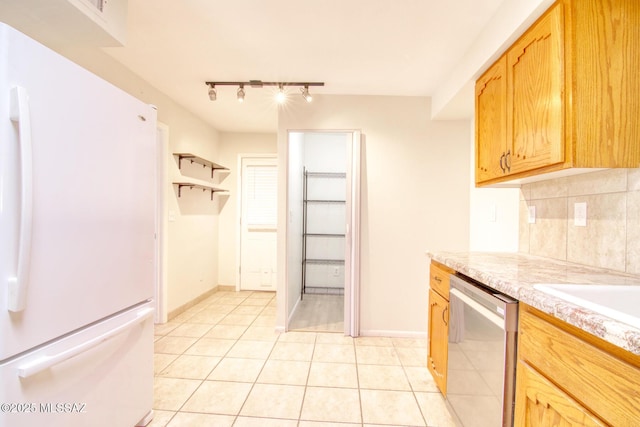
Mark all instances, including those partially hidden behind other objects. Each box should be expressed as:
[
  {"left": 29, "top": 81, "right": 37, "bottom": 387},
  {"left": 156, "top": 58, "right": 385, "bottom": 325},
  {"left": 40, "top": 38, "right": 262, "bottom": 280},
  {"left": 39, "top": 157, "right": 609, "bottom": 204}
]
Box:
[{"left": 240, "top": 157, "right": 278, "bottom": 291}]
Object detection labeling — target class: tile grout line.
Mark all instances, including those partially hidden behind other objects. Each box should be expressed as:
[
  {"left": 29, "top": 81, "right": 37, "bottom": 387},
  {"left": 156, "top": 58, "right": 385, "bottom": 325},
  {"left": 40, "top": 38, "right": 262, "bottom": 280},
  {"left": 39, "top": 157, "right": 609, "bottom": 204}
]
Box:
[
  {"left": 294, "top": 331, "right": 316, "bottom": 425},
  {"left": 154, "top": 291, "right": 450, "bottom": 427},
  {"left": 231, "top": 291, "right": 279, "bottom": 425},
  {"left": 394, "top": 340, "right": 430, "bottom": 427},
  {"left": 175, "top": 291, "right": 255, "bottom": 423},
  {"left": 353, "top": 337, "right": 365, "bottom": 426}
]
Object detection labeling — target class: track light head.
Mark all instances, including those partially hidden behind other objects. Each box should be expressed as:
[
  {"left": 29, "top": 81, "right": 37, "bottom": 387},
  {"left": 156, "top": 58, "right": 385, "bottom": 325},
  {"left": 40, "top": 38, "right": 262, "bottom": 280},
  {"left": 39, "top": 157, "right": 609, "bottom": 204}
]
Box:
[
  {"left": 237, "top": 85, "right": 245, "bottom": 103},
  {"left": 301, "top": 85, "right": 312, "bottom": 103},
  {"left": 208, "top": 85, "right": 217, "bottom": 101},
  {"left": 276, "top": 84, "right": 286, "bottom": 104}
]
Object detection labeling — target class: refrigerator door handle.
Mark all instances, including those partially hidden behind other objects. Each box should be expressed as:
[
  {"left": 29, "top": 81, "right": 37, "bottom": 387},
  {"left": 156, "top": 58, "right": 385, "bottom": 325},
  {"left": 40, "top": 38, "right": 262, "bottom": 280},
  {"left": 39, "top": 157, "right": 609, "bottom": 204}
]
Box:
[
  {"left": 7, "top": 86, "right": 34, "bottom": 312},
  {"left": 16, "top": 307, "right": 154, "bottom": 378}
]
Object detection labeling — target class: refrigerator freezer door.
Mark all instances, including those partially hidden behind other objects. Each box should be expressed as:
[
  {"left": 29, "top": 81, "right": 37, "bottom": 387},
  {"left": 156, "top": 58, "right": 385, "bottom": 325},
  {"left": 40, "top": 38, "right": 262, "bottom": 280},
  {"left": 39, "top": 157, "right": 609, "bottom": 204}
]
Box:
[
  {"left": 0, "top": 23, "right": 157, "bottom": 360},
  {"left": 0, "top": 302, "right": 155, "bottom": 427}
]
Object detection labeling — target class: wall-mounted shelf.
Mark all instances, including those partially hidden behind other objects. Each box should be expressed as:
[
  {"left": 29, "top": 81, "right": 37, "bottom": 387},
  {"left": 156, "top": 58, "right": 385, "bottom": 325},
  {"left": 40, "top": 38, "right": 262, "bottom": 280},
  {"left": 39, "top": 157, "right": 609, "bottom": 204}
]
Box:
[
  {"left": 174, "top": 152, "right": 229, "bottom": 178},
  {"left": 172, "top": 152, "right": 229, "bottom": 201},
  {"left": 173, "top": 178, "right": 228, "bottom": 200},
  {"left": 303, "top": 259, "right": 345, "bottom": 265}
]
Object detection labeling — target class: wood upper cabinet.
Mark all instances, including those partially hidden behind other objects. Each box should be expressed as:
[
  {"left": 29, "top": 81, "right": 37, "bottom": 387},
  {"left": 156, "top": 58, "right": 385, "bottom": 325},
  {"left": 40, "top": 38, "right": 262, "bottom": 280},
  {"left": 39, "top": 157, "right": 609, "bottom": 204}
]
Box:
[
  {"left": 475, "top": 56, "right": 507, "bottom": 182},
  {"left": 507, "top": 2, "right": 564, "bottom": 175},
  {"left": 515, "top": 304, "right": 640, "bottom": 426},
  {"left": 427, "top": 261, "right": 452, "bottom": 396},
  {"left": 475, "top": 0, "right": 640, "bottom": 186}
]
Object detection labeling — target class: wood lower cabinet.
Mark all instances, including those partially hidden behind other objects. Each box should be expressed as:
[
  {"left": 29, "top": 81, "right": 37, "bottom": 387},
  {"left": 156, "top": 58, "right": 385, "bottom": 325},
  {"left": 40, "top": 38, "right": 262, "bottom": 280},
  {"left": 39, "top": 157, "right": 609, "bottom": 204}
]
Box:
[
  {"left": 515, "top": 304, "right": 640, "bottom": 426},
  {"left": 427, "top": 261, "right": 452, "bottom": 396},
  {"left": 475, "top": 0, "right": 640, "bottom": 186},
  {"left": 428, "top": 288, "right": 448, "bottom": 395},
  {"left": 515, "top": 360, "right": 606, "bottom": 427}
]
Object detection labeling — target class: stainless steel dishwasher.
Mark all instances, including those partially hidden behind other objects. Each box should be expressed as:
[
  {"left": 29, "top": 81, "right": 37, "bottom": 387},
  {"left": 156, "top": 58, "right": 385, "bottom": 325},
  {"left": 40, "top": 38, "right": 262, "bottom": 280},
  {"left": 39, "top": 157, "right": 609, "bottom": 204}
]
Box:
[{"left": 447, "top": 273, "right": 518, "bottom": 427}]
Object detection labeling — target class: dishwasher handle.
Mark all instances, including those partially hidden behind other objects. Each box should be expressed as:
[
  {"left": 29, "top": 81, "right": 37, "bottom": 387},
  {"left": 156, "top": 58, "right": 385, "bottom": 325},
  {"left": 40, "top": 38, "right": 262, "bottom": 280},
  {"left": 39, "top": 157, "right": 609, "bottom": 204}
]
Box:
[{"left": 450, "top": 287, "right": 505, "bottom": 330}]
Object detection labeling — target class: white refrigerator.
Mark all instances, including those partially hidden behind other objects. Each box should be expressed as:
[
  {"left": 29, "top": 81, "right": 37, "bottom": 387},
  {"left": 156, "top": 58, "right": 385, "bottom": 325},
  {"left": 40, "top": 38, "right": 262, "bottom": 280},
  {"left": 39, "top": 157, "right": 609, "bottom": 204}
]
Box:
[{"left": 0, "top": 23, "right": 157, "bottom": 427}]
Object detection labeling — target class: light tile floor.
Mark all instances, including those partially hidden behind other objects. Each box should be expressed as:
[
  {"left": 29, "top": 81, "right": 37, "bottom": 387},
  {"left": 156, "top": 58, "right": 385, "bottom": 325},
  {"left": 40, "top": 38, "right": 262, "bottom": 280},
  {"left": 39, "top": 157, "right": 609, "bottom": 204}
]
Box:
[{"left": 151, "top": 290, "right": 461, "bottom": 427}]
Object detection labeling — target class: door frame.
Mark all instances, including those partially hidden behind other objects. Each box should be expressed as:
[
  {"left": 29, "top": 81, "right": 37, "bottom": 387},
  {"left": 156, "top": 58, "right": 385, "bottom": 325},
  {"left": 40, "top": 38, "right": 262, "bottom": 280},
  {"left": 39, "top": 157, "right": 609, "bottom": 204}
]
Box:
[
  {"left": 284, "top": 130, "right": 361, "bottom": 336},
  {"left": 344, "top": 131, "right": 361, "bottom": 337},
  {"left": 236, "top": 153, "right": 278, "bottom": 291},
  {"left": 155, "top": 122, "right": 169, "bottom": 323}
]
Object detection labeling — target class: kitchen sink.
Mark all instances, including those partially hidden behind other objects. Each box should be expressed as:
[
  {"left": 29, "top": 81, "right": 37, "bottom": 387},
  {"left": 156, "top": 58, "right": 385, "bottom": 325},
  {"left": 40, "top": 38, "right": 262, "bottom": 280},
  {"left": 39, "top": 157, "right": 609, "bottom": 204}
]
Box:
[{"left": 533, "top": 284, "right": 640, "bottom": 330}]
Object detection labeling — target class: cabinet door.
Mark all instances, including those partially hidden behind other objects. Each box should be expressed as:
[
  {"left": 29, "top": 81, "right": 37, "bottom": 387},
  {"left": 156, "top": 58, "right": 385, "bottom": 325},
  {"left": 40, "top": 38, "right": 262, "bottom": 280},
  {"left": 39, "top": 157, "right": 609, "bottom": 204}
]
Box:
[
  {"left": 515, "top": 360, "right": 606, "bottom": 427},
  {"left": 507, "top": 2, "right": 565, "bottom": 175},
  {"left": 427, "top": 289, "right": 449, "bottom": 396},
  {"left": 572, "top": 0, "right": 640, "bottom": 168},
  {"left": 475, "top": 55, "right": 507, "bottom": 184}
]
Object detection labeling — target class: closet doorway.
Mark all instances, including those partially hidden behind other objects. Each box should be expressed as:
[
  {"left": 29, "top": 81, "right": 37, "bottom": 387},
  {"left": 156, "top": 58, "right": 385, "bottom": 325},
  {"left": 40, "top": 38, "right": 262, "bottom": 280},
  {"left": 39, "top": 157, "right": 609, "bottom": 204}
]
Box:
[{"left": 286, "top": 131, "right": 361, "bottom": 336}]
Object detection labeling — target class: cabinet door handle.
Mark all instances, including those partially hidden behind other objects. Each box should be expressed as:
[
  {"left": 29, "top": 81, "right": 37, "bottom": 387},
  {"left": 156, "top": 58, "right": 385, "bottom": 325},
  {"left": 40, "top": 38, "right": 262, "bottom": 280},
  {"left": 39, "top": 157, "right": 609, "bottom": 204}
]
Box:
[
  {"left": 499, "top": 153, "right": 506, "bottom": 172},
  {"left": 505, "top": 149, "right": 511, "bottom": 172},
  {"left": 442, "top": 306, "right": 448, "bottom": 326},
  {"left": 434, "top": 276, "right": 442, "bottom": 283}
]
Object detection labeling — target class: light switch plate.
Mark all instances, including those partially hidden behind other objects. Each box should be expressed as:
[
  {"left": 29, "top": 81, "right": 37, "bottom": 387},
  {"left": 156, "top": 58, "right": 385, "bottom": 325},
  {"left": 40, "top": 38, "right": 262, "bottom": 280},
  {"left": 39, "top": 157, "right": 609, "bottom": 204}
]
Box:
[
  {"left": 574, "top": 202, "right": 587, "bottom": 226},
  {"left": 528, "top": 205, "right": 536, "bottom": 224},
  {"left": 488, "top": 204, "right": 497, "bottom": 222}
]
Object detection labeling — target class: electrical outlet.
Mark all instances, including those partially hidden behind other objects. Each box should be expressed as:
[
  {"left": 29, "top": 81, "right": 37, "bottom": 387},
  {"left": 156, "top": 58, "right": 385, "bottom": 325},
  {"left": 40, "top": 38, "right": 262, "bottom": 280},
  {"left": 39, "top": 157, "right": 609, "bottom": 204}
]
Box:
[
  {"left": 574, "top": 202, "right": 587, "bottom": 226},
  {"left": 332, "top": 267, "right": 340, "bottom": 277},
  {"left": 527, "top": 206, "right": 536, "bottom": 224}
]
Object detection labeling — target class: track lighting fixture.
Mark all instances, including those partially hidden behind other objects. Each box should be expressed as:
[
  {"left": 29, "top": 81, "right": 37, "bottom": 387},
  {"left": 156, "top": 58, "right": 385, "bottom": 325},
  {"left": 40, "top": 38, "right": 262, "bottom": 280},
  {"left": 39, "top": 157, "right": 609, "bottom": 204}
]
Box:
[
  {"left": 236, "top": 84, "right": 245, "bottom": 103},
  {"left": 301, "top": 85, "right": 312, "bottom": 103},
  {"left": 205, "top": 80, "right": 323, "bottom": 103}
]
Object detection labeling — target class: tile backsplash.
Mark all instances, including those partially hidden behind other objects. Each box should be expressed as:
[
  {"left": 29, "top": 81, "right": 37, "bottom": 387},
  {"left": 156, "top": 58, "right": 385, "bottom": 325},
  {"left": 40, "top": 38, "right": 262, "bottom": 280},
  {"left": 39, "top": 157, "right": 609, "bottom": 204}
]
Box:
[{"left": 519, "top": 168, "right": 640, "bottom": 275}]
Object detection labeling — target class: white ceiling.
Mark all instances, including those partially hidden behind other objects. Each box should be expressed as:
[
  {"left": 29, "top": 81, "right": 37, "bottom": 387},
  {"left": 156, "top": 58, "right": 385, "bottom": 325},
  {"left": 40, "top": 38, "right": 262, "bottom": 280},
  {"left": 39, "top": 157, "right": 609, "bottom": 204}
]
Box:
[
  {"left": 2, "top": 0, "right": 507, "bottom": 133},
  {"left": 100, "top": 0, "right": 506, "bottom": 133}
]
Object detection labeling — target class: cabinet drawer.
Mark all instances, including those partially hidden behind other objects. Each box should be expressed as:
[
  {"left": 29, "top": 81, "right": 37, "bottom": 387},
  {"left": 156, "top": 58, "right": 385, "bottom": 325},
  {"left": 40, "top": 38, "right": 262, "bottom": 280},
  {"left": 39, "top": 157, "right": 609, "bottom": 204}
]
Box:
[
  {"left": 518, "top": 305, "right": 640, "bottom": 426},
  {"left": 429, "top": 262, "right": 452, "bottom": 299}
]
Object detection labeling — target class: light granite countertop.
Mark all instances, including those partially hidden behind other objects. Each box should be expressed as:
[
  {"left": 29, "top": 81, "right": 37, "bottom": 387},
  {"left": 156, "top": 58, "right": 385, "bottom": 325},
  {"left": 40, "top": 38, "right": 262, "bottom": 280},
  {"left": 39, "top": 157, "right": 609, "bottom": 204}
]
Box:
[{"left": 427, "top": 251, "right": 640, "bottom": 356}]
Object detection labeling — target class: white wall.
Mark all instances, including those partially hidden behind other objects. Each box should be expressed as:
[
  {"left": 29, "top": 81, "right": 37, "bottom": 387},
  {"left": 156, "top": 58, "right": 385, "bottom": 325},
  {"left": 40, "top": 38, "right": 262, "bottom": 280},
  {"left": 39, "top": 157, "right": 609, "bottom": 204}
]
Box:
[
  {"left": 432, "top": 0, "right": 554, "bottom": 119},
  {"left": 467, "top": 120, "right": 520, "bottom": 251},
  {"left": 304, "top": 133, "right": 349, "bottom": 173},
  {"left": 166, "top": 129, "right": 221, "bottom": 313},
  {"left": 217, "top": 133, "right": 278, "bottom": 287},
  {"left": 277, "top": 95, "right": 471, "bottom": 336}
]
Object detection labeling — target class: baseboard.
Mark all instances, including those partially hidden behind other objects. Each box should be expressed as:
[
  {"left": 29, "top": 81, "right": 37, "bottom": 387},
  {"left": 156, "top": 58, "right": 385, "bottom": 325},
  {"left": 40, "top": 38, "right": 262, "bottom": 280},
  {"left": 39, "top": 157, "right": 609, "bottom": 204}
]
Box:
[
  {"left": 216, "top": 285, "right": 235, "bottom": 292},
  {"left": 167, "top": 287, "right": 219, "bottom": 321},
  {"left": 359, "top": 329, "right": 428, "bottom": 339}
]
